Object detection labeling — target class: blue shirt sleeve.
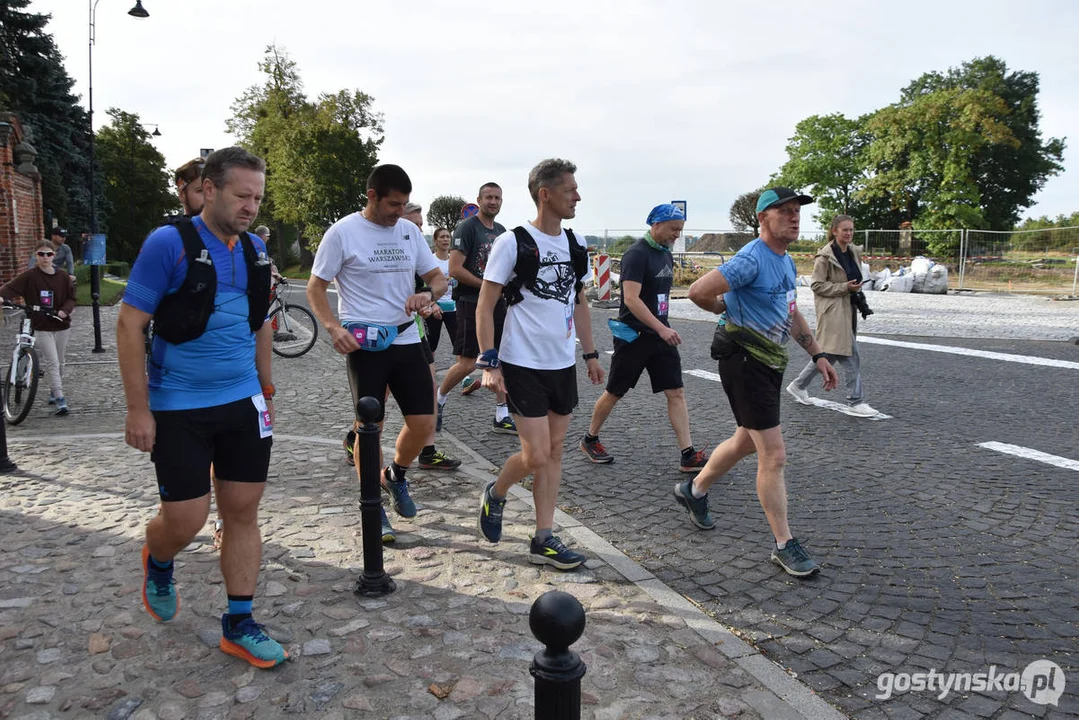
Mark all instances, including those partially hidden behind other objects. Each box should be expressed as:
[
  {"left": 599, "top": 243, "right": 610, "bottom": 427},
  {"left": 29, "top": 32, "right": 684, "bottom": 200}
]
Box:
[
  {"left": 719, "top": 250, "right": 760, "bottom": 290},
  {"left": 123, "top": 225, "right": 183, "bottom": 314}
]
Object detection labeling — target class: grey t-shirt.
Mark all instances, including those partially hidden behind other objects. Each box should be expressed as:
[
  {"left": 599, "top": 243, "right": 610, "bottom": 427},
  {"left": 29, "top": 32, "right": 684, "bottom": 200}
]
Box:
[{"left": 450, "top": 216, "right": 506, "bottom": 302}]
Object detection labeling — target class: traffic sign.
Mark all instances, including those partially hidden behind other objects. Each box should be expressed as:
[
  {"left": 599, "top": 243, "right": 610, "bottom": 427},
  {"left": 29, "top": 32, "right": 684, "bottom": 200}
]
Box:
[
  {"left": 671, "top": 200, "right": 687, "bottom": 221},
  {"left": 461, "top": 203, "right": 479, "bottom": 219}
]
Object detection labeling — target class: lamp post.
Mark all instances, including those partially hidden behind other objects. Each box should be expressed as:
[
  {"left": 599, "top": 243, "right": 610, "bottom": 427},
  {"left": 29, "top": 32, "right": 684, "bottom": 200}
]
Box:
[{"left": 87, "top": 0, "right": 149, "bottom": 353}]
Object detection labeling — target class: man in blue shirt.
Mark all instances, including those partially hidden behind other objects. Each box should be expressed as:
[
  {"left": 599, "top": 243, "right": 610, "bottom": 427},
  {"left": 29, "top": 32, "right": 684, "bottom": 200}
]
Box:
[
  {"left": 680, "top": 187, "right": 839, "bottom": 578},
  {"left": 116, "top": 147, "right": 287, "bottom": 668}
]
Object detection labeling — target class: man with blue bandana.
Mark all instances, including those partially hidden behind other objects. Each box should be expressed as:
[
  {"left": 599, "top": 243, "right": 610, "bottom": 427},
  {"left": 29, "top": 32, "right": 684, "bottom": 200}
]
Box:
[
  {"left": 580, "top": 203, "right": 710, "bottom": 472},
  {"left": 678, "top": 188, "right": 839, "bottom": 578}
]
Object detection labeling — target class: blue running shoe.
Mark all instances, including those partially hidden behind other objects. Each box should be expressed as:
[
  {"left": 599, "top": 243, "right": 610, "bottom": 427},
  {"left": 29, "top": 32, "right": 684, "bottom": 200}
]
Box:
[
  {"left": 381, "top": 467, "right": 416, "bottom": 518},
  {"left": 529, "top": 536, "right": 586, "bottom": 571},
  {"left": 141, "top": 545, "right": 178, "bottom": 622},
  {"left": 492, "top": 417, "right": 517, "bottom": 435},
  {"left": 673, "top": 480, "right": 716, "bottom": 530},
  {"left": 380, "top": 504, "right": 396, "bottom": 544},
  {"left": 478, "top": 481, "right": 506, "bottom": 543},
  {"left": 219, "top": 614, "right": 288, "bottom": 669}
]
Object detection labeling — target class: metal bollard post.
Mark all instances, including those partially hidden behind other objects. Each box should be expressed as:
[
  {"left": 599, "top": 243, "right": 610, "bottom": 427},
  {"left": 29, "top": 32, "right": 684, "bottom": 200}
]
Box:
[
  {"left": 0, "top": 414, "right": 17, "bottom": 473},
  {"left": 353, "top": 396, "right": 396, "bottom": 597},
  {"left": 530, "top": 590, "right": 586, "bottom": 720}
]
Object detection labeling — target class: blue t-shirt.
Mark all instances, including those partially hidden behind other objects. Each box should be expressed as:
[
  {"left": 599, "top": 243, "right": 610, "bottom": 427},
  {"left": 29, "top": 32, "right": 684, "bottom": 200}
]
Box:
[
  {"left": 123, "top": 217, "right": 267, "bottom": 411},
  {"left": 718, "top": 238, "right": 797, "bottom": 370}
]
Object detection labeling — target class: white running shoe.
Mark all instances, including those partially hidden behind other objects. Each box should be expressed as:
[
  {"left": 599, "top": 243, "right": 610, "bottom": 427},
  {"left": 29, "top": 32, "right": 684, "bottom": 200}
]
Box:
[
  {"left": 845, "top": 403, "right": 879, "bottom": 417},
  {"left": 785, "top": 382, "right": 811, "bottom": 405}
]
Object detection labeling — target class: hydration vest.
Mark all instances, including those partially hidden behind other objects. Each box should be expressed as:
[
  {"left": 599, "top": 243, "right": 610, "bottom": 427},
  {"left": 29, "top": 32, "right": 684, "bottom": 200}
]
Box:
[
  {"left": 502, "top": 227, "right": 589, "bottom": 307},
  {"left": 151, "top": 218, "right": 272, "bottom": 345}
]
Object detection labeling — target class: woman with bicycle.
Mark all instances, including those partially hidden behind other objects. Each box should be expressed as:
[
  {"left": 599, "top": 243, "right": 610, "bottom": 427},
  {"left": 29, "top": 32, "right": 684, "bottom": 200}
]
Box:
[{"left": 1, "top": 241, "right": 76, "bottom": 415}]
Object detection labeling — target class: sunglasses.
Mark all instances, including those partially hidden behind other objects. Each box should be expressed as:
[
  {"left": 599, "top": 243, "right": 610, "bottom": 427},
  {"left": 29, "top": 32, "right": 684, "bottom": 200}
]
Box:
[{"left": 37, "top": 251, "right": 55, "bottom": 257}]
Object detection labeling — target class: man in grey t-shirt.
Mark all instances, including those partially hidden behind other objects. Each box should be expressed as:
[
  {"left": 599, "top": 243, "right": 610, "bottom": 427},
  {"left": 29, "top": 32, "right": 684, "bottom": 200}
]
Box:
[{"left": 434, "top": 183, "right": 517, "bottom": 436}]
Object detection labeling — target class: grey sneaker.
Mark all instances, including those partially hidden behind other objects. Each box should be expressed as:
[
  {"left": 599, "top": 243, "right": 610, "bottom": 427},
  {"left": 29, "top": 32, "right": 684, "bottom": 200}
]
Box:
[
  {"left": 770, "top": 537, "right": 819, "bottom": 577},
  {"left": 673, "top": 480, "right": 715, "bottom": 530},
  {"left": 785, "top": 382, "right": 811, "bottom": 405},
  {"left": 845, "top": 402, "right": 878, "bottom": 418}
]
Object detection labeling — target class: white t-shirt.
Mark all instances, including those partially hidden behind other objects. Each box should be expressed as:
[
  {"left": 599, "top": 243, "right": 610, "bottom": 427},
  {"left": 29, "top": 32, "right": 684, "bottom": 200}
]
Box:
[
  {"left": 312, "top": 212, "right": 437, "bottom": 345},
  {"left": 484, "top": 224, "right": 592, "bottom": 370},
  {"left": 434, "top": 255, "right": 456, "bottom": 309}
]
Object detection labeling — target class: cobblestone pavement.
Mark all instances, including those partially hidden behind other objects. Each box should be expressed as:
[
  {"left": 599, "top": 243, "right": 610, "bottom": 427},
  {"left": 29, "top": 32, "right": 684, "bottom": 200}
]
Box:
[
  {"left": 435, "top": 309, "right": 1078, "bottom": 719},
  {"left": 0, "top": 307, "right": 840, "bottom": 720}
]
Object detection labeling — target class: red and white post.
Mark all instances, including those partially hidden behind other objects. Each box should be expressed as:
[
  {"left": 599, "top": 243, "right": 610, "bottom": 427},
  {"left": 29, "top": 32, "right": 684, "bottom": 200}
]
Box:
[{"left": 595, "top": 254, "right": 611, "bottom": 301}]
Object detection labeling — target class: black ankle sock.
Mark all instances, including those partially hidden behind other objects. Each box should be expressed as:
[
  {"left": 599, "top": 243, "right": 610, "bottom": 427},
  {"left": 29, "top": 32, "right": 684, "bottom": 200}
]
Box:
[
  {"left": 681, "top": 446, "right": 695, "bottom": 458},
  {"left": 419, "top": 445, "right": 435, "bottom": 459},
  {"left": 584, "top": 433, "right": 599, "bottom": 444},
  {"left": 345, "top": 429, "right": 356, "bottom": 446},
  {"left": 390, "top": 462, "right": 408, "bottom": 481}
]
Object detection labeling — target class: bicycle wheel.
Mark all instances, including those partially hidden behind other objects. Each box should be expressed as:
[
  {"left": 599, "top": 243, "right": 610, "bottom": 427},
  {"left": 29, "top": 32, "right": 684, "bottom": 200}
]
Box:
[
  {"left": 4, "top": 347, "right": 39, "bottom": 425},
  {"left": 270, "top": 303, "right": 318, "bottom": 358}
]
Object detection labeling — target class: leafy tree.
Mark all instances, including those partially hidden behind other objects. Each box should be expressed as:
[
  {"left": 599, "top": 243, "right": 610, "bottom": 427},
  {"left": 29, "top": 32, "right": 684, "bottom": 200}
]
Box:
[
  {"left": 427, "top": 195, "right": 467, "bottom": 232},
  {"left": 728, "top": 189, "right": 762, "bottom": 235},
  {"left": 94, "top": 108, "right": 178, "bottom": 262},
  {"left": 900, "top": 56, "right": 1065, "bottom": 230},
  {"left": 228, "top": 45, "right": 383, "bottom": 254},
  {"left": 1, "top": 0, "right": 95, "bottom": 234},
  {"left": 862, "top": 87, "right": 1018, "bottom": 253},
  {"left": 774, "top": 114, "right": 868, "bottom": 219}
]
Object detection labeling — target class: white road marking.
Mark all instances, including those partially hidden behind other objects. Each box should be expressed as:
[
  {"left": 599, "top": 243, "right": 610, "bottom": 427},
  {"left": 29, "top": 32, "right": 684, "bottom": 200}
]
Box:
[
  {"left": 977, "top": 442, "right": 1079, "bottom": 471},
  {"left": 859, "top": 336, "right": 1079, "bottom": 370},
  {"left": 685, "top": 369, "right": 722, "bottom": 383}
]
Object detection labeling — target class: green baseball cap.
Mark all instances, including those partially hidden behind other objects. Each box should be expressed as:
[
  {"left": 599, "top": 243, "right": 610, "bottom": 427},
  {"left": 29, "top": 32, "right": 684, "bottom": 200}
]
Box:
[{"left": 756, "top": 187, "right": 813, "bottom": 213}]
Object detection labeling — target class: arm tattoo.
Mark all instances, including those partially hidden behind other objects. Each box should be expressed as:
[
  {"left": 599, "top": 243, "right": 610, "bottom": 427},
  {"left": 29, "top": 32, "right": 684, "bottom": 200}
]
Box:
[{"left": 795, "top": 332, "right": 813, "bottom": 349}]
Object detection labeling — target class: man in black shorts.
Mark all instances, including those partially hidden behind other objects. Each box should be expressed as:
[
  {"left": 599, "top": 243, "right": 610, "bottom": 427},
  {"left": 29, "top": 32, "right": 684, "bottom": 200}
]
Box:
[
  {"left": 117, "top": 147, "right": 287, "bottom": 667},
  {"left": 475, "top": 159, "right": 604, "bottom": 571},
  {"left": 435, "top": 183, "right": 517, "bottom": 435},
  {"left": 681, "top": 187, "right": 838, "bottom": 578},
  {"left": 307, "top": 165, "right": 448, "bottom": 543},
  {"left": 580, "top": 203, "right": 709, "bottom": 472}
]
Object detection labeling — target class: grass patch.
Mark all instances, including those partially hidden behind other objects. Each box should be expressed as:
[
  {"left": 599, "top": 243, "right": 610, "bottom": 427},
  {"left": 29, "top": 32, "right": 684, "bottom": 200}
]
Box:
[
  {"left": 282, "top": 265, "right": 312, "bottom": 280},
  {"left": 76, "top": 277, "right": 126, "bottom": 306}
]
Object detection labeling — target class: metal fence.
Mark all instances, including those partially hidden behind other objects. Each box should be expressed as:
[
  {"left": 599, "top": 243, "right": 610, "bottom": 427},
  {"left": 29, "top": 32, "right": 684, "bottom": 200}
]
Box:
[{"left": 578, "top": 226, "right": 1079, "bottom": 296}]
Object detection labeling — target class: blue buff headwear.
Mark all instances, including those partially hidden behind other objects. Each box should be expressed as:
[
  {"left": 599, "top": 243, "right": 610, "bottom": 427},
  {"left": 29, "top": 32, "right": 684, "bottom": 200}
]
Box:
[{"left": 645, "top": 203, "right": 685, "bottom": 226}]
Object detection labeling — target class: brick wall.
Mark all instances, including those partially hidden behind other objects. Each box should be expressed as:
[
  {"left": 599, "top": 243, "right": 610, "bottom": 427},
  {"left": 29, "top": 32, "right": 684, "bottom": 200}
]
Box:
[{"left": 0, "top": 113, "right": 45, "bottom": 285}]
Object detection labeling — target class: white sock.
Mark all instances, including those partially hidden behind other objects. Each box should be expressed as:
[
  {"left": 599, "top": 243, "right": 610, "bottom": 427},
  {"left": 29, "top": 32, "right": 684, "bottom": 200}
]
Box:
[
  {"left": 690, "top": 483, "right": 706, "bottom": 499},
  {"left": 776, "top": 539, "right": 788, "bottom": 550},
  {"left": 437, "top": 390, "right": 448, "bottom": 406},
  {"left": 495, "top": 403, "right": 509, "bottom": 421}
]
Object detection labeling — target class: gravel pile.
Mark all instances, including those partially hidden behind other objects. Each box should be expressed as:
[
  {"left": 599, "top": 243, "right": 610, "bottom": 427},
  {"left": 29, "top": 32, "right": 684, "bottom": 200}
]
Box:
[{"left": 669, "top": 289, "right": 1078, "bottom": 341}]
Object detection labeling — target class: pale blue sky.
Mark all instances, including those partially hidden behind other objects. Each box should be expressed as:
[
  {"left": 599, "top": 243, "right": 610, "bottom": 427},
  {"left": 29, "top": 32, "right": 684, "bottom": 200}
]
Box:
[{"left": 30, "top": 0, "right": 1079, "bottom": 233}]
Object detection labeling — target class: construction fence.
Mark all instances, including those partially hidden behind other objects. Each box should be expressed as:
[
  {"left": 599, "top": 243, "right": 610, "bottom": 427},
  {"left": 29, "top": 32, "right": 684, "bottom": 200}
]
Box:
[{"left": 580, "top": 226, "right": 1079, "bottom": 296}]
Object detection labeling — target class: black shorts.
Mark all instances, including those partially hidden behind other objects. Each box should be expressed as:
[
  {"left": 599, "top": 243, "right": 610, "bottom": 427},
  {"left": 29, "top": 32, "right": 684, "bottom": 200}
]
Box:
[
  {"left": 716, "top": 347, "right": 783, "bottom": 431},
  {"left": 606, "top": 334, "right": 684, "bottom": 397},
  {"left": 346, "top": 342, "right": 433, "bottom": 421},
  {"left": 456, "top": 299, "right": 505, "bottom": 359},
  {"left": 151, "top": 397, "right": 272, "bottom": 502},
  {"left": 420, "top": 334, "right": 434, "bottom": 364},
  {"left": 502, "top": 362, "right": 578, "bottom": 418},
  {"left": 426, "top": 311, "right": 460, "bottom": 356}
]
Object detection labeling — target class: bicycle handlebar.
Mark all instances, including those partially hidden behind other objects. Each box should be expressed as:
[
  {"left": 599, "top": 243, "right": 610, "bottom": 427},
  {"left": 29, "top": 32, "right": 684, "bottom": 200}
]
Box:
[{"left": 2, "top": 301, "right": 62, "bottom": 319}]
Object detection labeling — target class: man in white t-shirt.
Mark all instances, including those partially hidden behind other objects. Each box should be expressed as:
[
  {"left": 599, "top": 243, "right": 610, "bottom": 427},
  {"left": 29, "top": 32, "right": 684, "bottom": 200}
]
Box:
[
  {"left": 307, "top": 165, "right": 447, "bottom": 543},
  {"left": 474, "top": 158, "right": 604, "bottom": 571}
]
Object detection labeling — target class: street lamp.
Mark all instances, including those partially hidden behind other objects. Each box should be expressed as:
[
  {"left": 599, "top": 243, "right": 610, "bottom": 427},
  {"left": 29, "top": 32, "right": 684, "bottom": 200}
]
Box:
[{"left": 88, "top": 0, "right": 149, "bottom": 353}]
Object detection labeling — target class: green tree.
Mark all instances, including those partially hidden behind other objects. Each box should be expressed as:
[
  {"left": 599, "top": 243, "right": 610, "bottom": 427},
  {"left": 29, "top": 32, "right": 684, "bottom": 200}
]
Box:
[
  {"left": 427, "top": 195, "right": 467, "bottom": 231},
  {"left": 774, "top": 114, "right": 868, "bottom": 220},
  {"left": 94, "top": 108, "right": 178, "bottom": 262},
  {"left": 228, "top": 45, "right": 383, "bottom": 254},
  {"left": 862, "top": 86, "right": 1018, "bottom": 252},
  {"left": 728, "top": 189, "right": 763, "bottom": 234},
  {"left": 900, "top": 56, "right": 1065, "bottom": 230},
  {"left": 1, "top": 0, "right": 95, "bottom": 233}
]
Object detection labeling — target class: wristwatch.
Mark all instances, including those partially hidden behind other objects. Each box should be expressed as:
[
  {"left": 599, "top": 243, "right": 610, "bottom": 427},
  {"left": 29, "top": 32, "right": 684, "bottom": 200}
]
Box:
[
  {"left": 262, "top": 384, "right": 276, "bottom": 399},
  {"left": 582, "top": 351, "right": 600, "bottom": 361}
]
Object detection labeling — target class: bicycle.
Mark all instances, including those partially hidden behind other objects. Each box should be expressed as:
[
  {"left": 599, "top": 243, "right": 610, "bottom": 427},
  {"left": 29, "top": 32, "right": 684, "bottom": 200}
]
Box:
[
  {"left": 2, "top": 301, "right": 60, "bottom": 425},
  {"left": 268, "top": 278, "right": 318, "bottom": 358}
]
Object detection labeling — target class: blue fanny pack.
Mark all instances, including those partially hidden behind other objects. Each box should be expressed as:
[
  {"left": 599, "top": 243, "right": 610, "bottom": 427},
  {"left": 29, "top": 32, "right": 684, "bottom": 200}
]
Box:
[
  {"left": 344, "top": 321, "right": 413, "bottom": 351},
  {"left": 608, "top": 318, "right": 640, "bottom": 343}
]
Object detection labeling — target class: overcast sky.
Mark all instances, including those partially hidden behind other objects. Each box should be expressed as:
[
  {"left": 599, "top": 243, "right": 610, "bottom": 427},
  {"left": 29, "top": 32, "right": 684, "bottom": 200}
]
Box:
[{"left": 27, "top": 0, "right": 1079, "bottom": 234}]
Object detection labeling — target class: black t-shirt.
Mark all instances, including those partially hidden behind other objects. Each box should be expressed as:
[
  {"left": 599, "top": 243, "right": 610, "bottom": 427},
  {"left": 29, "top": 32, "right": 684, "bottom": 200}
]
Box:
[
  {"left": 617, "top": 238, "right": 674, "bottom": 333},
  {"left": 450, "top": 216, "right": 506, "bottom": 302},
  {"left": 832, "top": 242, "right": 861, "bottom": 282}
]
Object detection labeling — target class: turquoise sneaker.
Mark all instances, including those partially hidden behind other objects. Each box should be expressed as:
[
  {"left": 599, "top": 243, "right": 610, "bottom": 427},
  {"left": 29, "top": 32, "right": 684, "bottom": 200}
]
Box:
[
  {"left": 141, "top": 545, "right": 179, "bottom": 622},
  {"left": 219, "top": 614, "right": 288, "bottom": 669}
]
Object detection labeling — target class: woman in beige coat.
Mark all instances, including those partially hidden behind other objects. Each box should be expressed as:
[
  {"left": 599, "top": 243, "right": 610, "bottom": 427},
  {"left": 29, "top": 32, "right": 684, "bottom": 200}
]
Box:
[{"left": 786, "top": 215, "right": 878, "bottom": 417}]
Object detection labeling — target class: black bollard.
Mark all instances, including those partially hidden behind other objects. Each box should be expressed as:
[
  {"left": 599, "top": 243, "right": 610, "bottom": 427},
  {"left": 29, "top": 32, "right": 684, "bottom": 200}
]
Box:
[
  {"left": 353, "top": 396, "right": 395, "bottom": 597},
  {"left": 530, "top": 590, "right": 587, "bottom": 720},
  {"left": 0, "top": 413, "right": 16, "bottom": 473}
]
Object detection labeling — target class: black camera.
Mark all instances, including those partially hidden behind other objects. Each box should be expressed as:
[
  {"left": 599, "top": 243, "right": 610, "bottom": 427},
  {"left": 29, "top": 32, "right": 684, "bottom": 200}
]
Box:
[{"left": 852, "top": 291, "right": 874, "bottom": 320}]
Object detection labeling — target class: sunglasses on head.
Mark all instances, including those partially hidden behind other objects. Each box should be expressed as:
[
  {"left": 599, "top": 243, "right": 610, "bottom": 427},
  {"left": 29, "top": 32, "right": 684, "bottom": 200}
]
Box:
[{"left": 37, "top": 251, "right": 55, "bottom": 257}]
